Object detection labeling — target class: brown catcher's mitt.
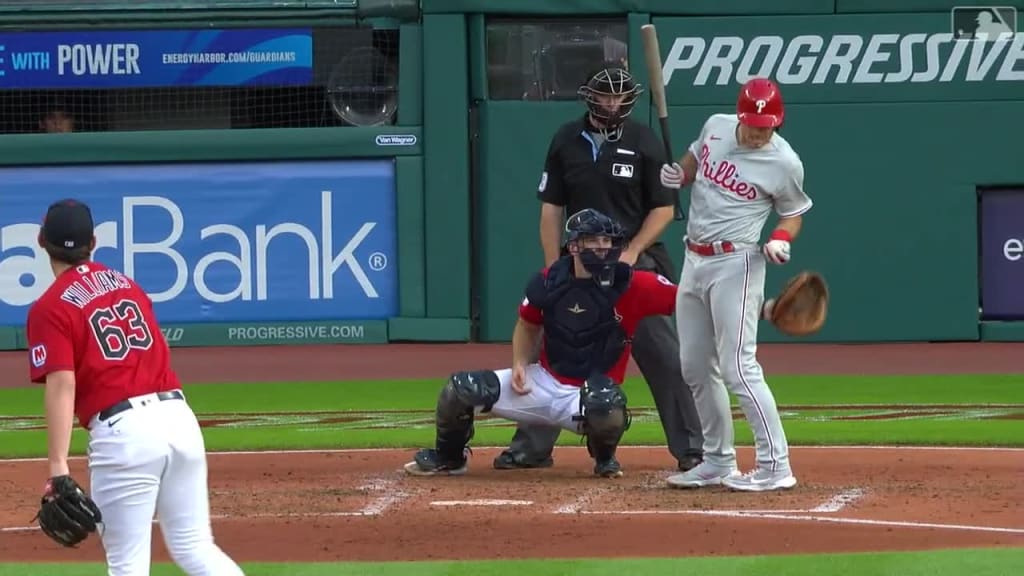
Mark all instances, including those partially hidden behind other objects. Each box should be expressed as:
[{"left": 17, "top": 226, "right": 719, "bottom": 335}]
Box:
[{"left": 767, "top": 272, "right": 829, "bottom": 336}]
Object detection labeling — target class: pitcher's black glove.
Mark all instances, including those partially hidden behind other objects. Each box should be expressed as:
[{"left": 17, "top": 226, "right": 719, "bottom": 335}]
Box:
[{"left": 34, "top": 475, "right": 102, "bottom": 548}]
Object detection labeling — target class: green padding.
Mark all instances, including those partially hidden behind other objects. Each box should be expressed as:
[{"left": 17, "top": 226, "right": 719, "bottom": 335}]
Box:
[
  {"left": 0, "top": 127, "right": 422, "bottom": 166},
  {"left": 836, "top": 0, "right": 1024, "bottom": 13},
  {"left": 474, "top": 100, "right": 582, "bottom": 342},
  {"left": 422, "top": 0, "right": 834, "bottom": 15},
  {"left": 422, "top": 14, "right": 471, "bottom": 318},
  {"left": 0, "top": 328, "right": 19, "bottom": 351},
  {"left": 980, "top": 321, "right": 1024, "bottom": 342},
  {"left": 396, "top": 156, "right": 426, "bottom": 317},
  {"left": 159, "top": 320, "right": 388, "bottom": 347},
  {"left": 387, "top": 317, "right": 471, "bottom": 342}
]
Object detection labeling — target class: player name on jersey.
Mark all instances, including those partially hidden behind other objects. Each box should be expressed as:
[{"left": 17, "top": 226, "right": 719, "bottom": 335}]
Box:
[
  {"left": 60, "top": 268, "right": 133, "bottom": 310},
  {"left": 663, "top": 32, "right": 1024, "bottom": 85}
]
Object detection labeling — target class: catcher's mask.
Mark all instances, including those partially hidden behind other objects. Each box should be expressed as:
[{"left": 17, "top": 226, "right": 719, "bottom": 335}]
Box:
[
  {"left": 578, "top": 65, "right": 642, "bottom": 141},
  {"left": 565, "top": 208, "right": 627, "bottom": 287}
]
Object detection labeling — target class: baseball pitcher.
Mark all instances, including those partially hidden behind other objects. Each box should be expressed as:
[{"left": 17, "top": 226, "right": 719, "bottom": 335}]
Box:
[{"left": 26, "top": 199, "right": 244, "bottom": 575}]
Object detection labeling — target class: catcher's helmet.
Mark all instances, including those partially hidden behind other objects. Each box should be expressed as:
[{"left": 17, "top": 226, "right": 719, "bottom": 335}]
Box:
[
  {"left": 564, "top": 209, "right": 627, "bottom": 286},
  {"left": 578, "top": 65, "right": 643, "bottom": 131},
  {"left": 737, "top": 77, "right": 784, "bottom": 129},
  {"left": 565, "top": 208, "right": 626, "bottom": 245}
]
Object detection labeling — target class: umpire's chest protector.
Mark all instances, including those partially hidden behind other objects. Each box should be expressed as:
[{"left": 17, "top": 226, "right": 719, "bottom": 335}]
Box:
[{"left": 529, "top": 258, "right": 632, "bottom": 381}]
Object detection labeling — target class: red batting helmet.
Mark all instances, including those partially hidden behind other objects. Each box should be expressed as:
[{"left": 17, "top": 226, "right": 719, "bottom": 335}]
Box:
[{"left": 737, "top": 77, "right": 784, "bottom": 128}]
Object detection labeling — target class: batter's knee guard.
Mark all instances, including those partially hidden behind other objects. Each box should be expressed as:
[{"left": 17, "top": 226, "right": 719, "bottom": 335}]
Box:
[
  {"left": 435, "top": 370, "right": 501, "bottom": 461},
  {"left": 575, "top": 374, "right": 631, "bottom": 463}
]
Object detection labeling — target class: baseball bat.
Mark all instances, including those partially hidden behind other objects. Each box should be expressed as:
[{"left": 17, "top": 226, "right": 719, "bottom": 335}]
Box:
[{"left": 641, "top": 23, "right": 684, "bottom": 221}]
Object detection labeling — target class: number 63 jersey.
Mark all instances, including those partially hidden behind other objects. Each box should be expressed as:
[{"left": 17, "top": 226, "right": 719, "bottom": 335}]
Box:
[{"left": 26, "top": 261, "right": 181, "bottom": 430}]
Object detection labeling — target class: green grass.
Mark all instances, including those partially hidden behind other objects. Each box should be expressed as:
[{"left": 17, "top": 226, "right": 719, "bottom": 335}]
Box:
[
  {"left": 1, "top": 374, "right": 1022, "bottom": 458},
  {"left": 1, "top": 548, "right": 1021, "bottom": 575}
]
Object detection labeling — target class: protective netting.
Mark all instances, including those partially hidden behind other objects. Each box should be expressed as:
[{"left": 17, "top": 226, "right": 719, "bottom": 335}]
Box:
[{"left": 0, "top": 27, "right": 399, "bottom": 134}]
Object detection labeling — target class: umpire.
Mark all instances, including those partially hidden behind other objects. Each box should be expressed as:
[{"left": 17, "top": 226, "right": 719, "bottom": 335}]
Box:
[{"left": 493, "top": 63, "right": 705, "bottom": 472}]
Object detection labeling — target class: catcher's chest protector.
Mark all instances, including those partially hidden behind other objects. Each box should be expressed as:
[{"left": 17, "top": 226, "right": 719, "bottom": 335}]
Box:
[{"left": 531, "top": 259, "right": 631, "bottom": 380}]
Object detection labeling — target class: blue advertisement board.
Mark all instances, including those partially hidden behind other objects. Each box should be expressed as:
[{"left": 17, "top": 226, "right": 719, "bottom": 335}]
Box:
[
  {"left": 980, "top": 188, "right": 1024, "bottom": 320},
  {"left": 0, "top": 160, "right": 398, "bottom": 325},
  {"left": 0, "top": 28, "right": 312, "bottom": 89}
]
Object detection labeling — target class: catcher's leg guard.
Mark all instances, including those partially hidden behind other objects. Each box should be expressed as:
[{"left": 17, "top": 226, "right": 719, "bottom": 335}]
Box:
[
  {"left": 575, "top": 374, "right": 631, "bottom": 478},
  {"left": 406, "top": 371, "right": 501, "bottom": 476}
]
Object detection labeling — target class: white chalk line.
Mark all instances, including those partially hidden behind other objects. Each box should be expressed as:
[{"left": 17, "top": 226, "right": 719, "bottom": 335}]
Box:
[
  {"left": 574, "top": 509, "right": 1024, "bottom": 535},
  {"left": 356, "top": 475, "right": 408, "bottom": 516},
  {"left": 810, "top": 488, "right": 867, "bottom": 513},
  {"left": 2, "top": 444, "right": 1022, "bottom": 464},
  {"left": 553, "top": 490, "right": 599, "bottom": 514},
  {"left": 430, "top": 499, "right": 533, "bottom": 506}
]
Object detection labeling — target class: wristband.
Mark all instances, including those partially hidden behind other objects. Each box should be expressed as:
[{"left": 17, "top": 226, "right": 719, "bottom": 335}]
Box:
[{"left": 769, "top": 229, "right": 792, "bottom": 243}]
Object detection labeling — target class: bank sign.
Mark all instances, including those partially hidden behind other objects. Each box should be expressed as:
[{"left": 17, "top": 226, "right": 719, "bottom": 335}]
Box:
[
  {"left": 0, "top": 160, "right": 398, "bottom": 325},
  {"left": 653, "top": 13, "right": 1023, "bottom": 103}
]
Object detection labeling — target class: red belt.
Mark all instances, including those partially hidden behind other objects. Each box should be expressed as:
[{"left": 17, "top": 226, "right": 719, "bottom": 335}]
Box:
[{"left": 686, "top": 239, "right": 735, "bottom": 256}]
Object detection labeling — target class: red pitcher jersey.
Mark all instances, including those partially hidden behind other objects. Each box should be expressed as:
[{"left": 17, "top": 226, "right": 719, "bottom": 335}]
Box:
[{"left": 26, "top": 262, "right": 180, "bottom": 429}]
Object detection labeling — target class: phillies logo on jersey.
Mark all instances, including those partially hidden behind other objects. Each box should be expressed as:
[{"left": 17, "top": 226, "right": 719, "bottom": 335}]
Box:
[
  {"left": 30, "top": 344, "right": 47, "bottom": 368},
  {"left": 699, "top": 144, "right": 758, "bottom": 200}
]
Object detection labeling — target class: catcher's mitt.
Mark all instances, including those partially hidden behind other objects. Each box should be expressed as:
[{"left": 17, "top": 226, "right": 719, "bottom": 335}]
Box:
[
  {"left": 34, "top": 475, "right": 102, "bottom": 548},
  {"left": 767, "top": 271, "right": 829, "bottom": 336}
]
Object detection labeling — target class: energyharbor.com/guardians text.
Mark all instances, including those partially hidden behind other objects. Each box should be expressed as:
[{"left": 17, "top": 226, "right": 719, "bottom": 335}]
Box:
[{"left": 161, "top": 51, "right": 299, "bottom": 65}]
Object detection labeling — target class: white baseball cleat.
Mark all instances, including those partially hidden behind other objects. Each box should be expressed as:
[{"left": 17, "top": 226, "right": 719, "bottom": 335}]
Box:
[
  {"left": 666, "top": 462, "right": 740, "bottom": 489},
  {"left": 721, "top": 468, "right": 797, "bottom": 492}
]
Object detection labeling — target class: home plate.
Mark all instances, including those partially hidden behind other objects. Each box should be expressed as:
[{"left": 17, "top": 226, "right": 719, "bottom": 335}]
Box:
[{"left": 429, "top": 499, "right": 534, "bottom": 507}]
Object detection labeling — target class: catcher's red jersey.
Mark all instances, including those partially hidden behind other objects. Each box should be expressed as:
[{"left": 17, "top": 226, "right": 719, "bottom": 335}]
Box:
[{"left": 26, "top": 261, "right": 180, "bottom": 429}]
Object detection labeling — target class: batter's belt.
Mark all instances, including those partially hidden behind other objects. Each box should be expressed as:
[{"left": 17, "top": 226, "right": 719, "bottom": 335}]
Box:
[{"left": 684, "top": 235, "right": 763, "bottom": 256}]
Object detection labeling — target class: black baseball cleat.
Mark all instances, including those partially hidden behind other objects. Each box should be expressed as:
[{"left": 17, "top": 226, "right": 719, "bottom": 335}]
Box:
[
  {"left": 594, "top": 457, "right": 623, "bottom": 478},
  {"left": 403, "top": 448, "right": 468, "bottom": 476},
  {"left": 677, "top": 455, "right": 703, "bottom": 472},
  {"left": 492, "top": 450, "right": 554, "bottom": 470}
]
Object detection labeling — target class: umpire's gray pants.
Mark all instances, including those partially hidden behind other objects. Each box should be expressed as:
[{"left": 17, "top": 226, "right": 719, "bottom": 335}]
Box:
[{"left": 503, "top": 298, "right": 705, "bottom": 465}]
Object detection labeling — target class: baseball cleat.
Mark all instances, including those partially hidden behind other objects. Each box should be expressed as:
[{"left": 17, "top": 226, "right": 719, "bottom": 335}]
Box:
[
  {"left": 492, "top": 450, "right": 554, "bottom": 470},
  {"left": 721, "top": 468, "right": 797, "bottom": 492},
  {"left": 403, "top": 448, "right": 468, "bottom": 477},
  {"left": 666, "top": 462, "right": 739, "bottom": 488},
  {"left": 593, "top": 457, "right": 623, "bottom": 478}
]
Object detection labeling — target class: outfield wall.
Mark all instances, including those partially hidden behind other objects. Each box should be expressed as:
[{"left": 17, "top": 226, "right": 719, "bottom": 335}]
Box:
[{"left": 0, "top": 1, "right": 1022, "bottom": 348}]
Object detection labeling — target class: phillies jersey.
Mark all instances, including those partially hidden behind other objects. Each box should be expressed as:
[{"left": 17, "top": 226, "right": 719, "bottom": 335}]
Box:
[
  {"left": 685, "top": 113, "right": 813, "bottom": 245},
  {"left": 519, "top": 269, "right": 677, "bottom": 385},
  {"left": 26, "top": 261, "right": 180, "bottom": 429}
]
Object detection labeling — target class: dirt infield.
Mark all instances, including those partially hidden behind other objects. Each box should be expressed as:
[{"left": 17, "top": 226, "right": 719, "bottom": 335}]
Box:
[
  {"left": 0, "top": 447, "right": 1022, "bottom": 562},
  {"left": 0, "top": 342, "right": 1022, "bottom": 563}
]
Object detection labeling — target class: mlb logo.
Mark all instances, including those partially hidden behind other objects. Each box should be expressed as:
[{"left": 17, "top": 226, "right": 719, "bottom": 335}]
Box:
[
  {"left": 951, "top": 6, "right": 1017, "bottom": 40},
  {"left": 30, "top": 345, "right": 47, "bottom": 368},
  {"left": 611, "top": 163, "right": 634, "bottom": 178}
]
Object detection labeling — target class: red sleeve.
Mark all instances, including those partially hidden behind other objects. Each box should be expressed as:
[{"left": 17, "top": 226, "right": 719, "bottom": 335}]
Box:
[
  {"left": 26, "top": 301, "right": 76, "bottom": 384},
  {"left": 633, "top": 271, "right": 679, "bottom": 317},
  {"left": 518, "top": 295, "right": 543, "bottom": 325}
]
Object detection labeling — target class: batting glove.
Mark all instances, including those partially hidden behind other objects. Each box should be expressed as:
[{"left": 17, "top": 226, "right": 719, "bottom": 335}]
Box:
[
  {"left": 763, "top": 229, "right": 792, "bottom": 265},
  {"left": 660, "top": 162, "right": 684, "bottom": 189}
]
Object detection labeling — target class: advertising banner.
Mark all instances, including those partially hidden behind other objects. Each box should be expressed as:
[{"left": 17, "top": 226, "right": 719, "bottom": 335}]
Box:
[
  {"left": 0, "top": 28, "right": 312, "bottom": 89},
  {"left": 651, "top": 13, "right": 1023, "bottom": 104},
  {"left": 980, "top": 188, "right": 1024, "bottom": 320},
  {"left": 0, "top": 159, "right": 398, "bottom": 326}
]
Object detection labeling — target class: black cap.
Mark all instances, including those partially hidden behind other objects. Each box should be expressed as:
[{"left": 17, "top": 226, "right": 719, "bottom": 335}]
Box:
[{"left": 41, "top": 199, "right": 94, "bottom": 250}]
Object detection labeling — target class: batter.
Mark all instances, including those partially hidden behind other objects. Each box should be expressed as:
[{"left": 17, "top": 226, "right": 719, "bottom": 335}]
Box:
[{"left": 659, "top": 78, "right": 812, "bottom": 492}]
